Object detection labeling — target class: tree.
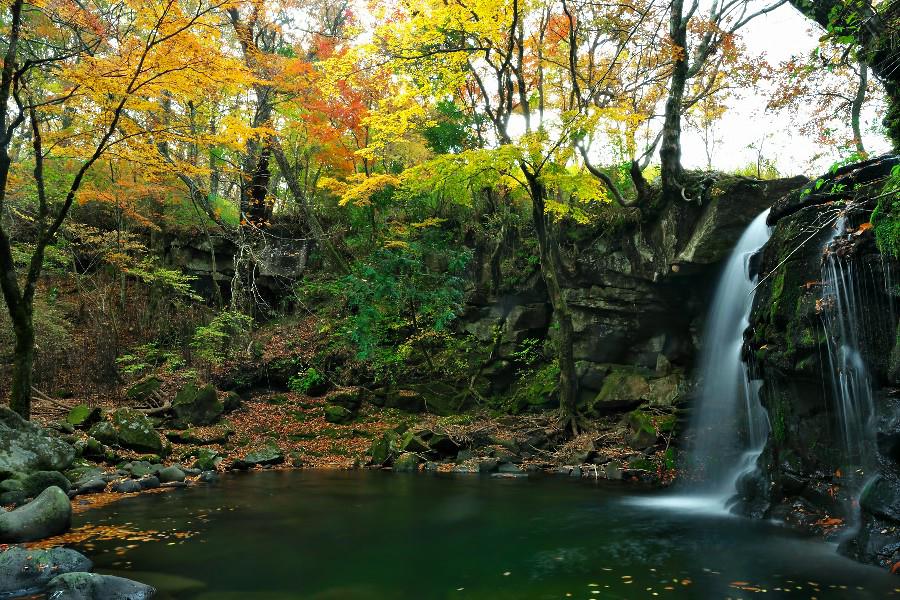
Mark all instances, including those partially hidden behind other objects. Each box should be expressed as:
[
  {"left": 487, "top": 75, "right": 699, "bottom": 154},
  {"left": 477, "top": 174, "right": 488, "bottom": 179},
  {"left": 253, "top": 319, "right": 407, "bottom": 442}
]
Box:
[
  {"left": 0, "top": 0, "right": 237, "bottom": 418},
  {"left": 787, "top": 0, "right": 899, "bottom": 148}
]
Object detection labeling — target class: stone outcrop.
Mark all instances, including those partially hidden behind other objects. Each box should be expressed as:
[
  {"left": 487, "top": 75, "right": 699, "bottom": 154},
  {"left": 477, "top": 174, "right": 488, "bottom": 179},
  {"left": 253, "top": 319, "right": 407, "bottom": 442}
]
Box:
[
  {"left": 741, "top": 155, "right": 900, "bottom": 569},
  {"left": 0, "top": 407, "right": 75, "bottom": 475}
]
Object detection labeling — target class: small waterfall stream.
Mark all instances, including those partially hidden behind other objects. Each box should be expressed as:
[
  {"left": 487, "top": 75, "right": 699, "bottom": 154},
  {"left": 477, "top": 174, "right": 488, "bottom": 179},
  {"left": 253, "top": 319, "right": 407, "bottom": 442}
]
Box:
[
  {"left": 820, "top": 216, "right": 877, "bottom": 476},
  {"left": 630, "top": 210, "right": 772, "bottom": 512}
]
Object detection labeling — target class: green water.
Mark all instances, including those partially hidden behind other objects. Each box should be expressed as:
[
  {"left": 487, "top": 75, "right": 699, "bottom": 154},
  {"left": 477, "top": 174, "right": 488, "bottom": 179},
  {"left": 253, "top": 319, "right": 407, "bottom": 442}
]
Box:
[{"left": 70, "top": 471, "right": 897, "bottom": 599}]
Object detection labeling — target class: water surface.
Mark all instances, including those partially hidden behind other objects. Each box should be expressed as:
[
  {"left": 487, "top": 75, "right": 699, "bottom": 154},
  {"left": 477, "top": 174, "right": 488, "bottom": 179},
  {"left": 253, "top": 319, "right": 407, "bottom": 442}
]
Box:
[{"left": 70, "top": 471, "right": 898, "bottom": 599}]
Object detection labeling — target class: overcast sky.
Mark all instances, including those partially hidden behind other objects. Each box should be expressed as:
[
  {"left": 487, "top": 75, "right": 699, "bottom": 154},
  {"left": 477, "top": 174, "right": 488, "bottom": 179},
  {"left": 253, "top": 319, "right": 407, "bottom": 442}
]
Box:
[{"left": 683, "top": 4, "right": 893, "bottom": 177}]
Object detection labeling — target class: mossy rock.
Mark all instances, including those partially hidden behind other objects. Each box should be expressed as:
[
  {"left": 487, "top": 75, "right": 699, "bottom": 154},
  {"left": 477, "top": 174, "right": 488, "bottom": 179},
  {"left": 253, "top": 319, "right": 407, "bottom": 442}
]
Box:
[
  {"left": 383, "top": 389, "right": 426, "bottom": 413},
  {"left": 112, "top": 408, "right": 164, "bottom": 455},
  {"left": 367, "top": 433, "right": 398, "bottom": 466},
  {"left": 125, "top": 377, "right": 162, "bottom": 402},
  {"left": 592, "top": 368, "right": 650, "bottom": 411},
  {"left": 66, "top": 405, "right": 101, "bottom": 429},
  {"left": 173, "top": 383, "right": 224, "bottom": 426},
  {"left": 324, "top": 405, "right": 353, "bottom": 424},
  {"left": 327, "top": 388, "right": 365, "bottom": 411},
  {"left": 622, "top": 410, "right": 658, "bottom": 449},
  {"left": 234, "top": 445, "right": 284, "bottom": 469},
  {"left": 392, "top": 452, "right": 420, "bottom": 472},
  {"left": 193, "top": 449, "right": 222, "bottom": 471},
  {"left": 399, "top": 431, "right": 430, "bottom": 453},
  {"left": 222, "top": 391, "right": 242, "bottom": 413},
  {"left": 87, "top": 421, "right": 118, "bottom": 446},
  {"left": 21, "top": 471, "right": 71, "bottom": 496}
]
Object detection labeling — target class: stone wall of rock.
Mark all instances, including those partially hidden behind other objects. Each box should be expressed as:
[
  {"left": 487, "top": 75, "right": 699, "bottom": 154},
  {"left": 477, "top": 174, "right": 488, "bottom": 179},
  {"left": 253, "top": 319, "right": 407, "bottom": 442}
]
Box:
[
  {"left": 461, "top": 174, "right": 807, "bottom": 414},
  {"left": 742, "top": 155, "right": 900, "bottom": 569}
]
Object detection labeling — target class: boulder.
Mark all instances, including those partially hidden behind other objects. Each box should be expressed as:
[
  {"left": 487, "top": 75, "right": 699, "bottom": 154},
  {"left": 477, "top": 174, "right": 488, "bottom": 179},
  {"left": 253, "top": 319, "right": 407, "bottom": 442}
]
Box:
[
  {"left": 0, "top": 407, "right": 75, "bottom": 474},
  {"left": 112, "top": 479, "right": 142, "bottom": 493},
  {"left": 222, "top": 391, "right": 242, "bottom": 413},
  {"left": 232, "top": 446, "right": 283, "bottom": 469},
  {"left": 860, "top": 476, "right": 900, "bottom": 522},
  {"left": 192, "top": 449, "right": 221, "bottom": 471},
  {"left": 591, "top": 369, "right": 650, "bottom": 411},
  {"left": 622, "top": 410, "right": 658, "bottom": 450},
  {"left": 392, "top": 453, "right": 420, "bottom": 472},
  {"left": 646, "top": 374, "right": 682, "bottom": 407},
  {"left": 112, "top": 409, "right": 164, "bottom": 454},
  {"left": 173, "top": 383, "right": 224, "bottom": 426},
  {"left": 66, "top": 405, "right": 101, "bottom": 429},
  {"left": 324, "top": 405, "right": 353, "bottom": 424},
  {"left": 87, "top": 421, "right": 118, "bottom": 446},
  {"left": 138, "top": 476, "right": 160, "bottom": 490},
  {"left": 125, "top": 377, "right": 162, "bottom": 402},
  {"left": 326, "top": 388, "right": 365, "bottom": 412},
  {"left": 0, "top": 546, "right": 92, "bottom": 597},
  {"left": 158, "top": 466, "right": 185, "bottom": 483},
  {"left": 75, "top": 478, "right": 107, "bottom": 495},
  {"left": 46, "top": 572, "right": 156, "bottom": 600},
  {"left": 22, "top": 470, "right": 71, "bottom": 496},
  {"left": 382, "top": 389, "right": 426, "bottom": 412},
  {"left": 0, "top": 486, "right": 71, "bottom": 542}
]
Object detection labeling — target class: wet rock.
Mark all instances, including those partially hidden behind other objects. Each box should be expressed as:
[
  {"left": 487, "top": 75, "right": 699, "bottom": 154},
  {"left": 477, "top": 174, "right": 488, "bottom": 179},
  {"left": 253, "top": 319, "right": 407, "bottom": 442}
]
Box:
[
  {"left": 158, "top": 466, "right": 185, "bottom": 483},
  {"left": 591, "top": 369, "right": 649, "bottom": 411},
  {"left": 603, "top": 461, "right": 623, "bottom": 480},
  {"left": 0, "top": 546, "right": 92, "bottom": 597},
  {"left": 128, "top": 461, "right": 154, "bottom": 478},
  {"left": 622, "top": 410, "right": 658, "bottom": 449},
  {"left": 138, "top": 476, "right": 160, "bottom": 490},
  {"left": 0, "top": 407, "right": 75, "bottom": 474},
  {"left": 0, "top": 486, "right": 71, "bottom": 542},
  {"left": 860, "top": 476, "right": 900, "bottom": 522},
  {"left": 199, "top": 471, "right": 219, "bottom": 483},
  {"left": 75, "top": 478, "right": 106, "bottom": 495},
  {"left": 392, "top": 453, "right": 420, "bottom": 472},
  {"left": 66, "top": 405, "right": 101, "bottom": 429},
  {"left": 112, "top": 409, "right": 164, "bottom": 455},
  {"left": 222, "top": 391, "right": 243, "bottom": 413},
  {"left": 46, "top": 572, "right": 156, "bottom": 600},
  {"left": 173, "top": 383, "right": 224, "bottom": 426},
  {"left": 112, "top": 479, "right": 142, "bottom": 493},
  {"left": 478, "top": 458, "right": 499, "bottom": 473},
  {"left": 498, "top": 462, "right": 524, "bottom": 474}
]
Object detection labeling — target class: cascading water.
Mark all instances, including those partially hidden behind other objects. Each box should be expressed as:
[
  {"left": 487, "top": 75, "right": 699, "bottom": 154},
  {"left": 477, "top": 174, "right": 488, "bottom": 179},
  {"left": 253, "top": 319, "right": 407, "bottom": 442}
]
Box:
[
  {"left": 820, "top": 216, "right": 877, "bottom": 475},
  {"left": 629, "top": 210, "right": 772, "bottom": 512}
]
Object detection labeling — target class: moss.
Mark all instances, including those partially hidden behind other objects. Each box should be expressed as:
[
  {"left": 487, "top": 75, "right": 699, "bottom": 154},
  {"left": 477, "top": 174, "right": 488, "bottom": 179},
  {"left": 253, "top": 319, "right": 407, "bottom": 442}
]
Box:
[
  {"left": 771, "top": 400, "right": 786, "bottom": 443},
  {"left": 769, "top": 270, "right": 785, "bottom": 322}
]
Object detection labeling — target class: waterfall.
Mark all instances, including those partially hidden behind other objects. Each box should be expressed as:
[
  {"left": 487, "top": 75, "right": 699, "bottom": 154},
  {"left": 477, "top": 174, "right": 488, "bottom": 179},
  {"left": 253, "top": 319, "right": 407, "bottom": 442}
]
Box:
[
  {"left": 684, "top": 209, "right": 772, "bottom": 501},
  {"left": 820, "top": 216, "right": 877, "bottom": 475},
  {"left": 628, "top": 210, "right": 772, "bottom": 512}
]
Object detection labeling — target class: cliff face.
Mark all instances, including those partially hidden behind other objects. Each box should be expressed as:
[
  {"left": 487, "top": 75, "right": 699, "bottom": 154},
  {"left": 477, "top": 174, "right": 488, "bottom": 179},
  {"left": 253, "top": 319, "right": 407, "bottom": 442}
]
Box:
[
  {"left": 742, "top": 155, "right": 900, "bottom": 569},
  {"left": 461, "top": 174, "right": 807, "bottom": 413}
]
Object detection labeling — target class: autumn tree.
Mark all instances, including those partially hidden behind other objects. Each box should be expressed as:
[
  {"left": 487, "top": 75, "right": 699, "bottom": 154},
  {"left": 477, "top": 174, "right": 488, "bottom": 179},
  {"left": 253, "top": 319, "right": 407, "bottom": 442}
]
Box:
[{"left": 0, "top": 0, "right": 237, "bottom": 418}]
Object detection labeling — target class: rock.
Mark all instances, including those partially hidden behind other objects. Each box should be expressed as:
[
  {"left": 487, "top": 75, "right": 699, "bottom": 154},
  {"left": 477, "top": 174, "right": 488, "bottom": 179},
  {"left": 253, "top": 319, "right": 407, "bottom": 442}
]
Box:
[
  {"left": 87, "top": 421, "right": 118, "bottom": 446},
  {"left": 112, "top": 409, "right": 164, "bottom": 455},
  {"left": 173, "top": 383, "right": 224, "bottom": 426},
  {"left": 592, "top": 369, "right": 650, "bottom": 411},
  {"left": 498, "top": 462, "right": 524, "bottom": 474},
  {"left": 192, "top": 449, "right": 222, "bottom": 471},
  {"left": 158, "top": 466, "right": 185, "bottom": 483},
  {"left": 366, "top": 434, "right": 394, "bottom": 466},
  {"left": 75, "top": 478, "right": 106, "bottom": 495},
  {"left": 860, "top": 476, "right": 900, "bottom": 522},
  {"left": 0, "top": 407, "right": 75, "bottom": 474},
  {"left": 0, "top": 477, "right": 24, "bottom": 493},
  {"left": 199, "top": 471, "right": 219, "bottom": 483},
  {"left": 166, "top": 427, "right": 230, "bottom": 445},
  {"left": 22, "top": 470, "right": 71, "bottom": 496},
  {"left": 327, "top": 388, "right": 365, "bottom": 412},
  {"left": 233, "top": 446, "right": 283, "bottom": 469},
  {"left": 622, "top": 410, "right": 658, "bottom": 449},
  {"left": 646, "top": 374, "right": 682, "bottom": 407},
  {"left": 392, "top": 453, "right": 420, "bottom": 472},
  {"left": 128, "top": 461, "right": 154, "bottom": 478},
  {"left": 126, "top": 376, "right": 162, "bottom": 402},
  {"left": 383, "top": 389, "right": 426, "bottom": 412},
  {"left": 46, "top": 572, "right": 156, "bottom": 600},
  {"left": 323, "top": 405, "right": 353, "bottom": 424},
  {"left": 112, "top": 479, "right": 142, "bottom": 493},
  {"left": 66, "top": 405, "right": 101, "bottom": 429},
  {"left": 478, "top": 458, "right": 499, "bottom": 473},
  {"left": 160, "top": 481, "right": 187, "bottom": 488},
  {"left": 603, "top": 461, "right": 624, "bottom": 480},
  {"left": 138, "top": 476, "right": 160, "bottom": 490},
  {"left": 222, "top": 391, "right": 242, "bottom": 413},
  {"left": 0, "top": 486, "right": 71, "bottom": 542},
  {"left": 451, "top": 463, "right": 479, "bottom": 474},
  {"left": 0, "top": 546, "right": 92, "bottom": 597}
]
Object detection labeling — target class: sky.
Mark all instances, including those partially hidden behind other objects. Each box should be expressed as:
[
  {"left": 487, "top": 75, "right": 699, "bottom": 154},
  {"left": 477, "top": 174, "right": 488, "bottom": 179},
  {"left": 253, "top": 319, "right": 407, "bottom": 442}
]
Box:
[{"left": 682, "top": 4, "right": 894, "bottom": 177}]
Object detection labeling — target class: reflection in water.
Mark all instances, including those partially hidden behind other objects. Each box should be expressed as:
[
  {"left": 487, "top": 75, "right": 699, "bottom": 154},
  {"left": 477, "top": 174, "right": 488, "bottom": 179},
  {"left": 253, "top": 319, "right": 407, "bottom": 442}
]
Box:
[{"left": 70, "top": 471, "right": 897, "bottom": 600}]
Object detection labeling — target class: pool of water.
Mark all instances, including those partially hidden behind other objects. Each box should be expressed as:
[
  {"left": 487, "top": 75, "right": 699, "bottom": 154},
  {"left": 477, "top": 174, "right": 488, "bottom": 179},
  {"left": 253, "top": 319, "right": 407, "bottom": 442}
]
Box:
[{"left": 68, "top": 471, "right": 897, "bottom": 599}]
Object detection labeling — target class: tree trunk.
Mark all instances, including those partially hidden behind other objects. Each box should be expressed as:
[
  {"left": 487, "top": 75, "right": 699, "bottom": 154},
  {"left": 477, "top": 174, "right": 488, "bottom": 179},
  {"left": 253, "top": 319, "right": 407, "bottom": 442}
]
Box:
[
  {"left": 851, "top": 63, "right": 868, "bottom": 154},
  {"left": 9, "top": 310, "right": 34, "bottom": 418},
  {"left": 661, "top": 0, "right": 688, "bottom": 201},
  {"left": 527, "top": 176, "right": 578, "bottom": 427}
]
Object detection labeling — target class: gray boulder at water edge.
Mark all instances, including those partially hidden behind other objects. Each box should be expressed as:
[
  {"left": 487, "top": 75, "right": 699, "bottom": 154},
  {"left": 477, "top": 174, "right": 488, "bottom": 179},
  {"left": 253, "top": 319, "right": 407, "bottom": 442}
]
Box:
[
  {"left": 0, "top": 485, "right": 72, "bottom": 542},
  {"left": 0, "top": 546, "right": 92, "bottom": 597},
  {"left": 46, "top": 572, "right": 157, "bottom": 599}
]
